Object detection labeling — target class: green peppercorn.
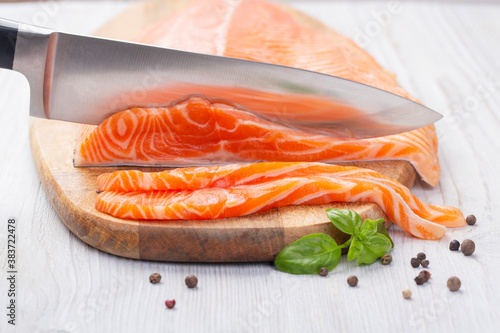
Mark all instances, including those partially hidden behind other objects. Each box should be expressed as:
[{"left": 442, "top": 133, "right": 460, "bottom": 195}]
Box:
[
  {"left": 461, "top": 239, "right": 475, "bottom": 256},
  {"left": 466, "top": 215, "right": 476, "bottom": 225},
  {"left": 381, "top": 254, "right": 392, "bottom": 265}
]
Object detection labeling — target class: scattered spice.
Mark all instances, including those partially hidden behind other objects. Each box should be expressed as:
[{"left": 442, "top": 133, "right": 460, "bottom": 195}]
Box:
[
  {"left": 149, "top": 273, "right": 162, "bottom": 284},
  {"left": 185, "top": 275, "right": 198, "bottom": 288},
  {"left": 402, "top": 289, "right": 412, "bottom": 299},
  {"left": 414, "top": 275, "right": 425, "bottom": 285},
  {"left": 415, "top": 270, "right": 431, "bottom": 285},
  {"left": 165, "top": 299, "right": 176, "bottom": 309},
  {"left": 381, "top": 254, "right": 392, "bottom": 265},
  {"left": 466, "top": 215, "right": 476, "bottom": 226},
  {"left": 417, "top": 252, "right": 426, "bottom": 261},
  {"left": 347, "top": 275, "right": 358, "bottom": 287},
  {"left": 319, "top": 267, "right": 328, "bottom": 276},
  {"left": 421, "top": 259, "right": 430, "bottom": 268},
  {"left": 410, "top": 257, "right": 421, "bottom": 268},
  {"left": 461, "top": 239, "right": 475, "bottom": 256},
  {"left": 449, "top": 240, "right": 460, "bottom": 251},
  {"left": 419, "top": 270, "right": 431, "bottom": 282},
  {"left": 447, "top": 276, "right": 461, "bottom": 291}
]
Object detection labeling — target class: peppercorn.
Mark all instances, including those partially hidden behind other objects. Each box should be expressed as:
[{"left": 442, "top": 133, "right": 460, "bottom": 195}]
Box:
[
  {"left": 149, "top": 273, "right": 162, "bottom": 284},
  {"left": 419, "top": 270, "right": 431, "bottom": 282},
  {"left": 185, "top": 275, "right": 198, "bottom": 288},
  {"left": 461, "top": 239, "right": 475, "bottom": 256},
  {"left": 381, "top": 254, "right": 392, "bottom": 265},
  {"left": 421, "top": 259, "right": 430, "bottom": 268},
  {"left": 414, "top": 275, "right": 425, "bottom": 285},
  {"left": 466, "top": 215, "right": 476, "bottom": 226},
  {"left": 402, "top": 289, "right": 412, "bottom": 299},
  {"left": 447, "top": 276, "right": 461, "bottom": 292},
  {"left": 449, "top": 239, "right": 460, "bottom": 251},
  {"left": 417, "top": 252, "right": 426, "bottom": 261},
  {"left": 415, "top": 270, "right": 431, "bottom": 285},
  {"left": 319, "top": 267, "right": 328, "bottom": 276},
  {"left": 347, "top": 275, "right": 358, "bottom": 287},
  {"left": 165, "top": 299, "right": 176, "bottom": 309},
  {"left": 410, "top": 257, "right": 421, "bottom": 268}
]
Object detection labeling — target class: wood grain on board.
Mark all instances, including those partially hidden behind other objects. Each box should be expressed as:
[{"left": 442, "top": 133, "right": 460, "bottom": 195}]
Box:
[{"left": 29, "top": 0, "right": 417, "bottom": 262}]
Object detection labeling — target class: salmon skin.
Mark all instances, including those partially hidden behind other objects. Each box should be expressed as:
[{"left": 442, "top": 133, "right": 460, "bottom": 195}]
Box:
[
  {"left": 96, "top": 162, "right": 465, "bottom": 240},
  {"left": 74, "top": 0, "right": 440, "bottom": 186}
]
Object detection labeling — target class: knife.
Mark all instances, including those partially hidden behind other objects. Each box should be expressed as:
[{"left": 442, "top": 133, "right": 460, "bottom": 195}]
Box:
[{"left": 0, "top": 18, "right": 441, "bottom": 139}]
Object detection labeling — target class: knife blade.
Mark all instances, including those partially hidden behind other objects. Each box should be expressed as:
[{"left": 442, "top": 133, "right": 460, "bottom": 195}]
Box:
[{"left": 0, "top": 18, "right": 441, "bottom": 139}]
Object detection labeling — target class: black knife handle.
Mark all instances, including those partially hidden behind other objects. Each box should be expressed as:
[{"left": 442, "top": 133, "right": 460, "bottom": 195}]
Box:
[{"left": 0, "top": 19, "right": 18, "bottom": 70}]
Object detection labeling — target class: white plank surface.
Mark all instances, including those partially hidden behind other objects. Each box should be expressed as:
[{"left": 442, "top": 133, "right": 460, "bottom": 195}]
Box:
[{"left": 1, "top": 1, "right": 500, "bottom": 332}]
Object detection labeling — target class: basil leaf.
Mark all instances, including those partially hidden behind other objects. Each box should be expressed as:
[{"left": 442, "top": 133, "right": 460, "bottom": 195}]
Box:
[
  {"left": 356, "top": 233, "right": 393, "bottom": 265},
  {"left": 353, "top": 225, "right": 361, "bottom": 237},
  {"left": 274, "top": 233, "right": 342, "bottom": 274},
  {"left": 361, "top": 218, "right": 381, "bottom": 233},
  {"left": 326, "top": 209, "right": 362, "bottom": 235},
  {"left": 347, "top": 238, "right": 363, "bottom": 261},
  {"left": 376, "top": 219, "right": 394, "bottom": 248},
  {"left": 360, "top": 228, "right": 376, "bottom": 239}
]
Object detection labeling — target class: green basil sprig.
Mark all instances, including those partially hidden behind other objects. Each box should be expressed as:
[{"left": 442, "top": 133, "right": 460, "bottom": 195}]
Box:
[
  {"left": 274, "top": 209, "right": 393, "bottom": 274},
  {"left": 274, "top": 233, "right": 342, "bottom": 274}
]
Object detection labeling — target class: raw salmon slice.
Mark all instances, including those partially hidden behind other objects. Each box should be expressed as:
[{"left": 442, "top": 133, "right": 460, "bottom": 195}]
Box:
[
  {"left": 96, "top": 163, "right": 465, "bottom": 239},
  {"left": 75, "top": 0, "right": 441, "bottom": 186},
  {"left": 76, "top": 97, "right": 439, "bottom": 185},
  {"left": 96, "top": 162, "right": 465, "bottom": 229}
]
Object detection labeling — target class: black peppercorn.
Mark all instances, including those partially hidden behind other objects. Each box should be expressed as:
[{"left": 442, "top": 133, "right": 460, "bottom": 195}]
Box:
[
  {"left": 149, "top": 273, "right": 162, "bottom": 284},
  {"left": 417, "top": 252, "right": 426, "bottom": 261},
  {"left": 466, "top": 215, "right": 476, "bottom": 226},
  {"left": 415, "top": 270, "right": 431, "bottom": 285},
  {"left": 185, "top": 275, "right": 198, "bottom": 288},
  {"left": 414, "top": 275, "right": 425, "bottom": 285},
  {"left": 421, "top": 259, "right": 429, "bottom": 268},
  {"left": 347, "top": 275, "right": 358, "bottom": 287},
  {"left": 319, "top": 267, "right": 328, "bottom": 276},
  {"left": 447, "top": 276, "right": 461, "bottom": 291},
  {"left": 419, "top": 270, "right": 431, "bottom": 282},
  {"left": 449, "top": 240, "right": 460, "bottom": 251},
  {"left": 461, "top": 239, "right": 475, "bottom": 256},
  {"left": 410, "top": 257, "right": 421, "bottom": 268}
]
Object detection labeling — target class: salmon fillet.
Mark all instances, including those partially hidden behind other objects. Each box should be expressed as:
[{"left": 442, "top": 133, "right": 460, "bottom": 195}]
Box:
[
  {"left": 75, "top": 0, "right": 440, "bottom": 186},
  {"left": 96, "top": 162, "right": 465, "bottom": 240},
  {"left": 76, "top": 98, "right": 438, "bottom": 185}
]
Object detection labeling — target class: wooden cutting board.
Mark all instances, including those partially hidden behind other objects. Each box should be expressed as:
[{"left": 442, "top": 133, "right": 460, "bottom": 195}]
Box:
[{"left": 29, "top": 1, "right": 417, "bottom": 262}]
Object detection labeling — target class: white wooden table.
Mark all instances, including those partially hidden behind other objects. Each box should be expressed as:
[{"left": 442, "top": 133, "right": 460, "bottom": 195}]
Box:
[{"left": 1, "top": 1, "right": 500, "bottom": 332}]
